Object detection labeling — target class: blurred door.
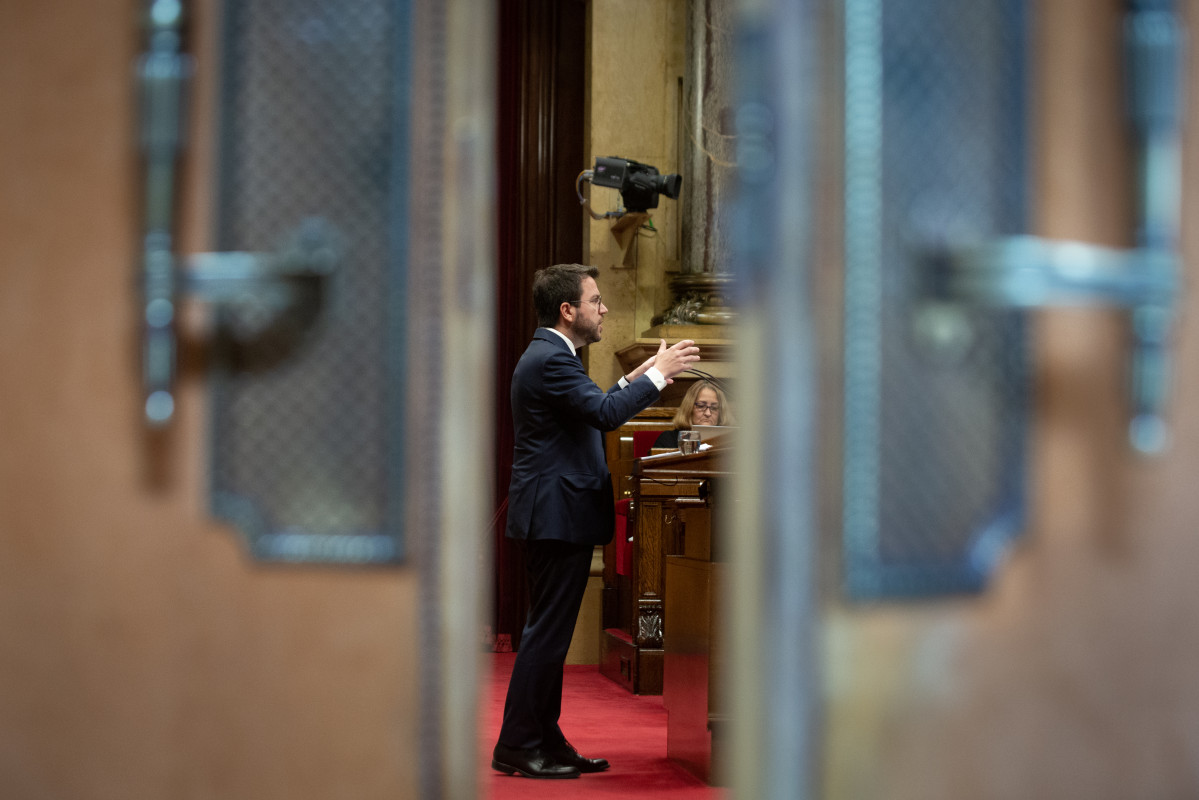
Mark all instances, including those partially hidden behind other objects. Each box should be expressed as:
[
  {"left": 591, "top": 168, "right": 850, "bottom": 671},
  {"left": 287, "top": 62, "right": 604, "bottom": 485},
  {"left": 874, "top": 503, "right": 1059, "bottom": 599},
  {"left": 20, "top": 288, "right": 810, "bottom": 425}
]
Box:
[
  {"left": 0, "top": 1, "right": 421, "bottom": 798},
  {"left": 824, "top": 2, "right": 1199, "bottom": 798}
]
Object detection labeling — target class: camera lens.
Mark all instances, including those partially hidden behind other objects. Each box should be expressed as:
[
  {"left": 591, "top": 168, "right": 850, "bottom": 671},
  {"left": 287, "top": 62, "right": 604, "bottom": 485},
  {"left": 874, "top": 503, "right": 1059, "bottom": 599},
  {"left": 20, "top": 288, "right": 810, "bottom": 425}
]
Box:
[{"left": 656, "top": 173, "right": 682, "bottom": 199}]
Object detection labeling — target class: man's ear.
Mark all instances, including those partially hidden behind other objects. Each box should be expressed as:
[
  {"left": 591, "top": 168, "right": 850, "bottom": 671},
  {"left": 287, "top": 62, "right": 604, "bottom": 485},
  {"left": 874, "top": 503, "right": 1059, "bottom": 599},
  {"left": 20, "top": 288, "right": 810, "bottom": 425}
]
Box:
[{"left": 560, "top": 302, "right": 575, "bottom": 324}]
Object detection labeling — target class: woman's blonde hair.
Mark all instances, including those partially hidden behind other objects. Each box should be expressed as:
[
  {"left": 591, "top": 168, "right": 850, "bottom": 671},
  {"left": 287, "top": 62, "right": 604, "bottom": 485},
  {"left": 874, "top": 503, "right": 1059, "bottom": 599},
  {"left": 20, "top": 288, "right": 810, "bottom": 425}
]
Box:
[{"left": 671, "top": 380, "right": 735, "bottom": 429}]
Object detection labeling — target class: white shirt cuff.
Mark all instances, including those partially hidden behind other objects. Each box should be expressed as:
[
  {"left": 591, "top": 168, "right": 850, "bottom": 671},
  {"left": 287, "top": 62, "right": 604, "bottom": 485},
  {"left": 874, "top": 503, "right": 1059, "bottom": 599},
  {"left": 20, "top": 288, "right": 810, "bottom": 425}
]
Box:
[
  {"left": 621, "top": 367, "right": 667, "bottom": 391},
  {"left": 645, "top": 366, "right": 667, "bottom": 390}
]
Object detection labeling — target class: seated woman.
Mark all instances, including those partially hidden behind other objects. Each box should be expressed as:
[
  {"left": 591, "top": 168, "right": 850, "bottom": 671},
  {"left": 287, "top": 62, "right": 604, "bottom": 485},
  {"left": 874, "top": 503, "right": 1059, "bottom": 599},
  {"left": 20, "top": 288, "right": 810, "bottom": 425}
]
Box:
[{"left": 653, "top": 379, "right": 735, "bottom": 449}]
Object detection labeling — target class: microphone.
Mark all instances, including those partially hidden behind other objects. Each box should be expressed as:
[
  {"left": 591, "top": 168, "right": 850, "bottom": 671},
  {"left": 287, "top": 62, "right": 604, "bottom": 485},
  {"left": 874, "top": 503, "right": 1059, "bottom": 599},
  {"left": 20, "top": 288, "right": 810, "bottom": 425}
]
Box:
[{"left": 683, "top": 368, "right": 731, "bottom": 397}]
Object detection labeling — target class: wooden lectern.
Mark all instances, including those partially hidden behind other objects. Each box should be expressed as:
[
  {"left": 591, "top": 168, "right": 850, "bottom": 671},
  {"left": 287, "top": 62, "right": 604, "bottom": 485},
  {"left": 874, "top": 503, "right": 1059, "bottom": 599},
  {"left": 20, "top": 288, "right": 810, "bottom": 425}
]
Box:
[{"left": 600, "top": 440, "right": 730, "bottom": 783}]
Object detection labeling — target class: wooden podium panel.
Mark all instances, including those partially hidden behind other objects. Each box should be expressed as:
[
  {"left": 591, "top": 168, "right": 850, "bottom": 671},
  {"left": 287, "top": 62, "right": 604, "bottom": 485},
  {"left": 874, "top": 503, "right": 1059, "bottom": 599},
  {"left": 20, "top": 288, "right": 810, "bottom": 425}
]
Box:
[
  {"left": 664, "top": 555, "right": 720, "bottom": 782},
  {"left": 600, "top": 418, "right": 670, "bottom": 694},
  {"left": 600, "top": 443, "right": 729, "bottom": 698}
]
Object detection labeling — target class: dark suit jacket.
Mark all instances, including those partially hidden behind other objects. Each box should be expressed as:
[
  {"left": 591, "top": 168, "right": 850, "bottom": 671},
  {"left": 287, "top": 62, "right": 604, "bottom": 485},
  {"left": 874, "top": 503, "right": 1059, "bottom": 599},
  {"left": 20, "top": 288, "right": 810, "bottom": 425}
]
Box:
[{"left": 506, "top": 329, "right": 660, "bottom": 546}]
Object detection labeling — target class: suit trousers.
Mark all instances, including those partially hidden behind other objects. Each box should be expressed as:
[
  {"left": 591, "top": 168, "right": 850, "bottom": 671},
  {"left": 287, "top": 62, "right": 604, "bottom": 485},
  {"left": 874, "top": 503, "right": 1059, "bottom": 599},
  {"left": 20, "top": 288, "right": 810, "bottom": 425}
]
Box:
[{"left": 497, "top": 538, "right": 594, "bottom": 749}]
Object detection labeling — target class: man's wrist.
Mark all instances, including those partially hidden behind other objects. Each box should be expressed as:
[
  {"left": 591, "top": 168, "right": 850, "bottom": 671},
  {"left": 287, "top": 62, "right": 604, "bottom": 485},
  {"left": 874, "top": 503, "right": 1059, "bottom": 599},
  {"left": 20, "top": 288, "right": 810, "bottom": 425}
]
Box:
[{"left": 622, "top": 367, "right": 666, "bottom": 390}]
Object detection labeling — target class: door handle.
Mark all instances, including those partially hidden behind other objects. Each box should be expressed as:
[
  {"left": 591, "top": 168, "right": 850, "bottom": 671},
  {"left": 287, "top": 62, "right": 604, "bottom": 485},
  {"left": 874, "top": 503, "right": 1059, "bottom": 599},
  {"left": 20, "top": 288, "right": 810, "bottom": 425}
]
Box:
[
  {"left": 137, "top": 0, "right": 338, "bottom": 426},
  {"left": 933, "top": 0, "right": 1184, "bottom": 454}
]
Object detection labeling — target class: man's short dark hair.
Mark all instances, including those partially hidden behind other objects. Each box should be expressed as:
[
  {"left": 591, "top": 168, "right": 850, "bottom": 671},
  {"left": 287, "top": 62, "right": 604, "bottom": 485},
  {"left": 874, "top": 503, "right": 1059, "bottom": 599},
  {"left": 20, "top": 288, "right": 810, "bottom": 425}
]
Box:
[{"left": 532, "top": 263, "right": 599, "bottom": 328}]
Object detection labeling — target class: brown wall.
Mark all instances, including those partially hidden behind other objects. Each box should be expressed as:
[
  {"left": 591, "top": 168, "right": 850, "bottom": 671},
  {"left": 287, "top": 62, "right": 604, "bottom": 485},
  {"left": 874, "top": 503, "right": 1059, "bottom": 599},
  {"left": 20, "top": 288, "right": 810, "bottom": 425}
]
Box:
[
  {"left": 823, "top": 1, "right": 1199, "bottom": 798},
  {"left": 586, "top": 0, "right": 686, "bottom": 390},
  {"left": 0, "top": 2, "right": 419, "bottom": 798}
]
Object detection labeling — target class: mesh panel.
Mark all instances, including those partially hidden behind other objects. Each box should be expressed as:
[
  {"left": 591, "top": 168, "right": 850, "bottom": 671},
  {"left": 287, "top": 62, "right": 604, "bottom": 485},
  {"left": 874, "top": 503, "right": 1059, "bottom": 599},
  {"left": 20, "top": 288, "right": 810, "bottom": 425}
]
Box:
[
  {"left": 845, "top": 0, "right": 1030, "bottom": 596},
  {"left": 211, "top": 0, "right": 407, "bottom": 563}
]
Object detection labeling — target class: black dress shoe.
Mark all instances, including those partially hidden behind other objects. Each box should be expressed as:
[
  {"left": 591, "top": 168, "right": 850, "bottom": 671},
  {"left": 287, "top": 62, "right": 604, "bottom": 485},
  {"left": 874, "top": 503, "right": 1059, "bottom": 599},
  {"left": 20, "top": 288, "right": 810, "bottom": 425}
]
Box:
[
  {"left": 491, "top": 743, "right": 580, "bottom": 779},
  {"left": 545, "top": 740, "right": 610, "bottom": 773}
]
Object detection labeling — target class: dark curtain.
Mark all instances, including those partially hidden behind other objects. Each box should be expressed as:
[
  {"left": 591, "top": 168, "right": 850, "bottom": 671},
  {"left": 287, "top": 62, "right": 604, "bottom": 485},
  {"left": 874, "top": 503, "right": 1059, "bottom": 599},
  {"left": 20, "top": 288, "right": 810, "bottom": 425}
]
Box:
[{"left": 493, "top": 0, "right": 587, "bottom": 649}]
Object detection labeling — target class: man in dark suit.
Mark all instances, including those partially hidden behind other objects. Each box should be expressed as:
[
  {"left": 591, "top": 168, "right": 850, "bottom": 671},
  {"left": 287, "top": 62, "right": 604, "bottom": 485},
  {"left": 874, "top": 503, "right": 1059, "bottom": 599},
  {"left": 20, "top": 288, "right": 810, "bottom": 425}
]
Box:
[{"left": 492, "top": 263, "right": 700, "bottom": 779}]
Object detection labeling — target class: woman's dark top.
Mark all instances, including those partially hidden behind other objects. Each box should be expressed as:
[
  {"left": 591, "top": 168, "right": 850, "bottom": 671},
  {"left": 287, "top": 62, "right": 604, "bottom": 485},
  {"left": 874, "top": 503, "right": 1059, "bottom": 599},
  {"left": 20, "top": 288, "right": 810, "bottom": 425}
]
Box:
[{"left": 653, "top": 428, "right": 681, "bottom": 449}]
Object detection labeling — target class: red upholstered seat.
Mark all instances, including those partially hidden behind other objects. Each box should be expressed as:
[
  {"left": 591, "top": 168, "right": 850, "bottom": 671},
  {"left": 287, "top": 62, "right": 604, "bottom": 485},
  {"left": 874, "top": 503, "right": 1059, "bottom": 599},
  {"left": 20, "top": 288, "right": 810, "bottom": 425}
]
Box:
[
  {"left": 632, "top": 430, "right": 661, "bottom": 460},
  {"left": 615, "top": 498, "right": 631, "bottom": 575},
  {"left": 615, "top": 429, "right": 669, "bottom": 576}
]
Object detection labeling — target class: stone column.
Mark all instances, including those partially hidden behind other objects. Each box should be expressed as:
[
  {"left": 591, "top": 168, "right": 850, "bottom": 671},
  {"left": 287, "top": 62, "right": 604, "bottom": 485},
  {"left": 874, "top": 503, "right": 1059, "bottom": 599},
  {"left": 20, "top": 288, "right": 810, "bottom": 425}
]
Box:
[{"left": 665, "top": 0, "right": 736, "bottom": 325}]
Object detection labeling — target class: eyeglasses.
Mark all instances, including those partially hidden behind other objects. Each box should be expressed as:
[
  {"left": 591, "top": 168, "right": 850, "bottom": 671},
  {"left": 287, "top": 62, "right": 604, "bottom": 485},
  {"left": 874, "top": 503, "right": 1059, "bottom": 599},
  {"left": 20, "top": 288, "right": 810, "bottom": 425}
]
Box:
[
  {"left": 568, "top": 296, "right": 603, "bottom": 311},
  {"left": 694, "top": 402, "right": 719, "bottom": 414}
]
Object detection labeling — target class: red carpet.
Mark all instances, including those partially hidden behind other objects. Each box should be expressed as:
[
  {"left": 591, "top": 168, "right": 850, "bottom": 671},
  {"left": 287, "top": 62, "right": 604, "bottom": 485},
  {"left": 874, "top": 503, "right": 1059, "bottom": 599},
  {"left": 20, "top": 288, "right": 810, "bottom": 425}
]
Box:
[{"left": 484, "top": 653, "right": 728, "bottom": 799}]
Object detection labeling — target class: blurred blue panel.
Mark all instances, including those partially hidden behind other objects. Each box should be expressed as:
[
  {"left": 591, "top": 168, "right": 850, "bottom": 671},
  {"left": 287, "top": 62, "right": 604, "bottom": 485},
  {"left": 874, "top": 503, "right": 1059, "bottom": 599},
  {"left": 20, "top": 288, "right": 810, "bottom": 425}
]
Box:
[
  {"left": 843, "top": 0, "right": 1030, "bottom": 597},
  {"left": 210, "top": 0, "right": 411, "bottom": 564}
]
